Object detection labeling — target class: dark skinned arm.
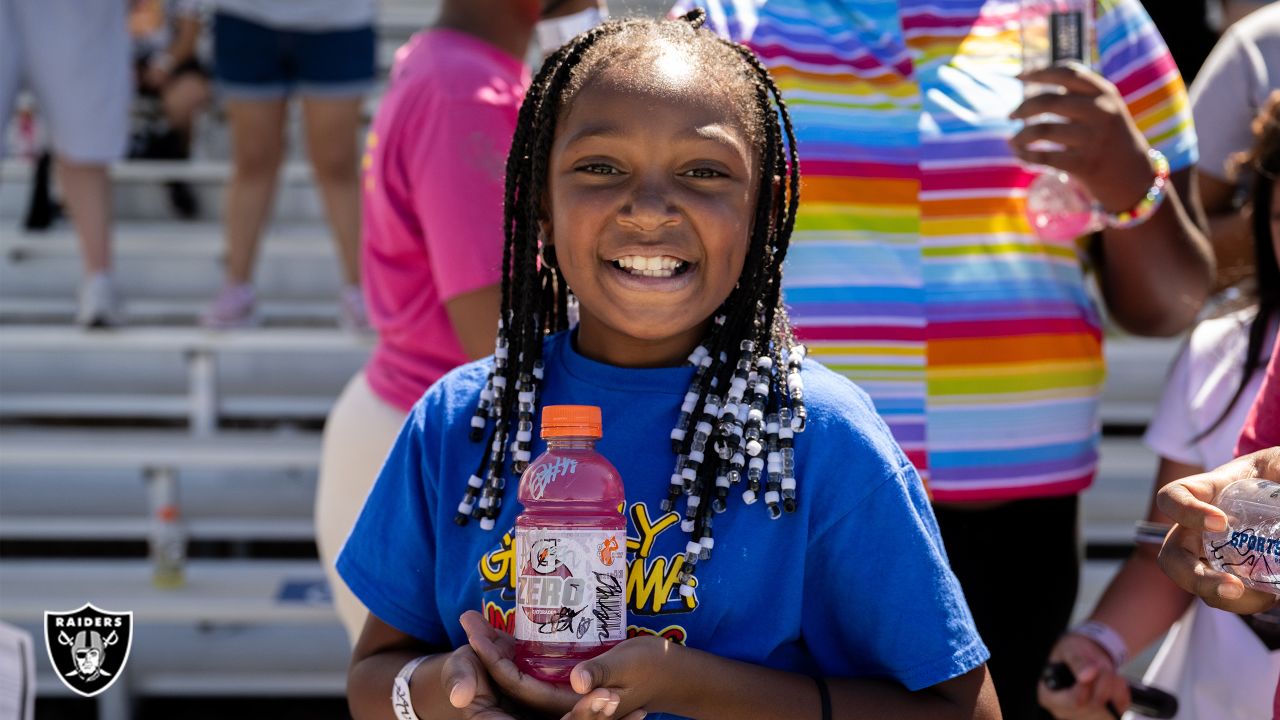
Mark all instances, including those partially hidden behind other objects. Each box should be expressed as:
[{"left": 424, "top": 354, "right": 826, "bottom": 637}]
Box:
[{"left": 1011, "top": 64, "right": 1215, "bottom": 338}]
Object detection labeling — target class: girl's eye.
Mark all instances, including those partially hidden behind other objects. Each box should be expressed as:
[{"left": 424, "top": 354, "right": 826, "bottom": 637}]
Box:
[
  {"left": 684, "top": 167, "right": 727, "bottom": 179},
  {"left": 577, "top": 163, "right": 621, "bottom": 175}
]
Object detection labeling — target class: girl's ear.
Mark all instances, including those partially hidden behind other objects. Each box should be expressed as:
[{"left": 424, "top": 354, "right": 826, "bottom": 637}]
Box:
[
  {"left": 771, "top": 174, "right": 782, "bottom": 206},
  {"left": 538, "top": 222, "right": 558, "bottom": 269}
]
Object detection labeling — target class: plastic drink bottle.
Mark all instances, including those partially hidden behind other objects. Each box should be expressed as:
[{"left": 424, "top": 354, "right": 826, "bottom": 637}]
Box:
[
  {"left": 1020, "top": 0, "right": 1101, "bottom": 240},
  {"left": 1204, "top": 478, "right": 1280, "bottom": 595},
  {"left": 148, "top": 467, "right": 187, "bottom": 589},
  {"left": 514, "top": 405, "right": 627, "bottom": 683}
]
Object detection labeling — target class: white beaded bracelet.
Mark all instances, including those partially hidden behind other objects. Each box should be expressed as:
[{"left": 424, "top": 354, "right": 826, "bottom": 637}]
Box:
[{"left": 1070, "top": 620, "right": 1128, "bottom": 668}]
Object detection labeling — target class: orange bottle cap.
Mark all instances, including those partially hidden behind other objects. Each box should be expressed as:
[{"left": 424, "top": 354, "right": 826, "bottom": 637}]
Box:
[
  {"left": 157, "top": 505, "right": 180, "bottom": 521},
  {"left": 540, "top": 405, "right": 603, "bottom": 439}
]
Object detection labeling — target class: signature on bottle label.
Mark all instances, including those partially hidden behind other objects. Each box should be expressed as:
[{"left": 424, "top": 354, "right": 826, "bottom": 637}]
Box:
[
  {"left": 528, "top": 457, "right": 579, "bottom": 500},
  {"left": 514, "top": 528, "right": 626, "bottom": 644}
]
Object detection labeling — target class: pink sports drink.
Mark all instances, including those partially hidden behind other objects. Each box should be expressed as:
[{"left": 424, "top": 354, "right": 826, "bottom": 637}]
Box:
[{"left": 514, "top": 405, "right": 626, "bottom": 684}]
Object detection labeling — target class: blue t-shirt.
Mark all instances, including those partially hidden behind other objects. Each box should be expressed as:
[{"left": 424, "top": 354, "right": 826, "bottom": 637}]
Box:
[{"left": 337, "top": 331, "right": 988, "bottom": 713}]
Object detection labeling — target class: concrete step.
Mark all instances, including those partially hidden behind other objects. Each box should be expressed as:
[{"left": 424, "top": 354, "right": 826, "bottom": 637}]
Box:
[
  {"left": 0, "top": 429, "right": 323, "bottom": 543},
  {"left": 0, "top": 559, "right": 335, "bottom": 623},
  {"left": 0, "top": 222, "right": 348, "bottom": 301},
  {"left": 1, "top": 466, "right": 314, "bottom": 520},
  {"left": 0, "top": 516, "right": 314, "bottom": 542},
  {"left": 16, "top": 621, "right": 348, "bottom": 699},
  {"left": 1082, "top": 437, "right": 1160, "bottom": 546},
  {"left": 0, "top": 428, "right": 322, "bottom": 470},
  {"left": 1100, "top": 336, "right": 1183, "bottom": 428},
  {"left": 0, "top": 297, "right": 341, "bottom": 327},
  {"left": 1, "top": 559, "right": 347, "bottom": 701},
  {"left": 0, "top": 326, "right": 367, "bottom": 424}
]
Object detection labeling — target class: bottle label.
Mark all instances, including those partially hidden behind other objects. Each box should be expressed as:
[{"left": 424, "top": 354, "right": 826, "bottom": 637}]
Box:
[
  {"left": 1049, "top": 11, "right": 1084, "bottom": 64},
  {"left": 514, "top": 527, "right": 626, "bottom": 644},
  {"left": 1205, "top": 490, "right": 1280, "bottom": 594}
]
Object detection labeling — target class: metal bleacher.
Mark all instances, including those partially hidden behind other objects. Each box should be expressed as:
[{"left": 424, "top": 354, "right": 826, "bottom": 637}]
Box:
[{"left": 0, "top": 0, "right": 1176, "bottom": 717}]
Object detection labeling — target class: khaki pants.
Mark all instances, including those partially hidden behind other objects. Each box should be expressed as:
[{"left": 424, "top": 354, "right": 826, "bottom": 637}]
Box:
[{"left": 315, "top": 370, "right": 406, "bottom": 645}]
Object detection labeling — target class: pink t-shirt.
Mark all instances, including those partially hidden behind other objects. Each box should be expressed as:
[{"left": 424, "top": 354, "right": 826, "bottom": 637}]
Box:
[
  {"left": 361, "top": 29, "right": 530, "bottom": 411},
  {"left": 1237, "top": 335, "right": 1280, "bottom": 457},
  {"left": 1234, "top": 337, "right": 1279, "bottom": 719}
]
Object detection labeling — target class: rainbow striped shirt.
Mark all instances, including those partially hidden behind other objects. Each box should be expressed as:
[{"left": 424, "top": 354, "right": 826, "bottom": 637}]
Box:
[{"left": 674, "top": 0, "right": 1197, "bottom": 501}]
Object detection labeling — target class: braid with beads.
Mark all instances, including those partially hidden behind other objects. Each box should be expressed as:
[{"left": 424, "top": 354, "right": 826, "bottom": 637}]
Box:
[{"left": 458, "top": 10, "right": 806, "bottom": 599}]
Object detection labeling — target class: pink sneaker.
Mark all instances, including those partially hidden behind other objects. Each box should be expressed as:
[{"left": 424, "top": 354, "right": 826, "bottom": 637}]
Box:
[
  {"left": 338, "top": 285, "right": 371, "bottom": 334},
  {"left": 202, "top": 284, "right": 258, "bottom": 329}
]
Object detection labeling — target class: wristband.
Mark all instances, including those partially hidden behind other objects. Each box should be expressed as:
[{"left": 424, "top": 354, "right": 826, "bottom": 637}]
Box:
[
  {"left": 1134, "top": 520, "right": 1173, "bottom": 546},
  {"left": 1103, "top": 147, "right": 1170, "bottom": 230},
  {"left": 392, "top": 655, "right": 433, "bottom": 720},
  {"left": 1070, "top": 620, "right": 1128, "bottom": 668}
]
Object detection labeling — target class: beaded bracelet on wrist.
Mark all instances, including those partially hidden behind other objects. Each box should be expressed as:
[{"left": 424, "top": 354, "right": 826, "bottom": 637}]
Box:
[{"left": 1103, "top": 147, "right": 1170, "bottom": 230}]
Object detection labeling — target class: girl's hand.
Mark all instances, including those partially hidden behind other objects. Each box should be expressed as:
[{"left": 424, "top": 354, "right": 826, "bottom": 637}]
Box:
[
  {"left": 440, "top": 644, "right": 516, "bottom": 720},
  {"left": 1157, "top": 449, "right": 1280, "bottom": 615},
  {"left": 1037, "top": 634, "right": 1129, "bottom": 719},
  {"left": 561, "top": 689, "right": 648, "bottom": 720},
  {"left": 565, "top": 635, "right": 675, "bottom": 718},
  {"left": 459, "top": 610, "right": 585, "bottom": 716},
  {"left": 1009, "top": 63, "right": 1156, "bottom": 213}
]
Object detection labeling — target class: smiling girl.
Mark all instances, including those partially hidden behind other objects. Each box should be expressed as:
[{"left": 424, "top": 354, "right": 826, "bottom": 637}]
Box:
[{"left": 337, "top": 12, "right": 997, "bottom": 720}]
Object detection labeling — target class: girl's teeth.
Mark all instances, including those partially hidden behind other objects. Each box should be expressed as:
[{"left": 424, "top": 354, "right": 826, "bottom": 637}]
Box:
[{"left": 615, "top": 255, "right": 684, "bottom": 272}]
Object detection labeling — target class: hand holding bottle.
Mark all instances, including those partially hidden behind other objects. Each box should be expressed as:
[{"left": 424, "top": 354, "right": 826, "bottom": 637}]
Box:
[
  {"left": 1010, "top": 63, "right": 1160, "bottom": 221},
  {"left": 1157, "top": 448, "right": 1280, "bottom": 615}
]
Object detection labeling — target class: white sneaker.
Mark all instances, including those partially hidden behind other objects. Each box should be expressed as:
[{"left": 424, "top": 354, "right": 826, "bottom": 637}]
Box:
[
  {"left": 76, "top": 273, "right": 123, "bottom": 328},
  {"left": 202, "top": 283, "right": 259, "bottom": 329}
]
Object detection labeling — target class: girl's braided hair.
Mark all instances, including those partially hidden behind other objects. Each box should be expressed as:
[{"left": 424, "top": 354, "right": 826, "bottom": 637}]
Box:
[{"left": 457, "top": 10, "right": 805, "bottom": 599}]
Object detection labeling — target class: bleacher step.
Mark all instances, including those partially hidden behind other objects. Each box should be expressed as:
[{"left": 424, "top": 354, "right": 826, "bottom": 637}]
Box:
[
  {"left": 0, "top": 429, "right": 322, "bottom": 470},
  {"left": 2, "top": 222, "right": 337, "bottom": 259},
  {"left": 0, "top": 559, "right": 334, "bottom": 623},
  {"left": 0, "top": 325, "right": 369, "bottom": 352},
  {"left": 0, "top": 298, "right": 341, "bottom": 326},
  {"left": 0, "top": 516, "right": 314, "bottom": 542}
]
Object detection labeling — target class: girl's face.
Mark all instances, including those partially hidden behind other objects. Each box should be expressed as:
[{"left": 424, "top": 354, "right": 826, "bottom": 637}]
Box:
[{"left": 545, "top": 47, "right": 758, "bottom": 367}]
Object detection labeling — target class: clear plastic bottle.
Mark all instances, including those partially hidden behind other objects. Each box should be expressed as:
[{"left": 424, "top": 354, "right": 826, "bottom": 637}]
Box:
[
  {"left": 149, "top": 468, "right": 187, "bottom": 589},
  {"left": 514, "top": 405, "right": 627, "bottom": 684},
  {"left": 1020, "top": 0, "right": 1101, "bottom": 240},
  {"left": 1203, "top": 478, "right": 1280, "bottom": 596}
]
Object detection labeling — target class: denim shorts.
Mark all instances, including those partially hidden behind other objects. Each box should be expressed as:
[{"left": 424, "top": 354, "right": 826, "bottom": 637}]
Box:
[{"left": 212, "top": 12, "right": 375, "bottom": 99}]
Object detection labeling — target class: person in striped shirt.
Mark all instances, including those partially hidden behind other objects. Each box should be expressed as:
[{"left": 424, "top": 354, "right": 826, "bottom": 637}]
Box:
[{"left": 672, "top": 1, "right": 1214, "bottom": 717}]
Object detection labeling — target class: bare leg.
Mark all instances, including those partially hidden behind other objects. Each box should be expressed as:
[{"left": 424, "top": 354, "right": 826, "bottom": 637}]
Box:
[
  {"left": 223, "top": 98, "right": 287, "bottom": 285},
  {"left": 161, "top": 73, "right": 211, "bottom": 144},
  {"left": 56, "top": 159, "right": 112, "bottom": 275},
  {"left": 301, "top": 95, "right": 362, "bottom": 286}
]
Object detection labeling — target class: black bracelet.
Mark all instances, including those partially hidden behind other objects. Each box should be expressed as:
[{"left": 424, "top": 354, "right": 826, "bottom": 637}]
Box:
[{"left": 813, "top": 675, "right": 832, "bottom": 720}]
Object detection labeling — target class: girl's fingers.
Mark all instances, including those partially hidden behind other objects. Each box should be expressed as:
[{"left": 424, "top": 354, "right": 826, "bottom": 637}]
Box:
[
  {"left": 1158, "top": 524, "right": 1276, "bottom": 614},
  {"left": 1103, "top": 672, "right": 1131, "bottom": 715},
  {"left": 560, "top": 689, "right": 622, "bottom": 720},
  {"left": 1018, "top": 63, "right": 1110, "bottom": 96},
  {"left": 1155, "top": 478, "right": 1228, "bottom": 531},
  {"left": 461, "top": 610, "right": 518, "bottom": 655},
  {"left": 1008, "top": 144, "right": 1085, "bottom": 175},
  {"left": 1009, "top": 92, "right": 1098, "bottom": 122},
  {"left": 441, "top": 647, "right": 481, "bottom": 709}
]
